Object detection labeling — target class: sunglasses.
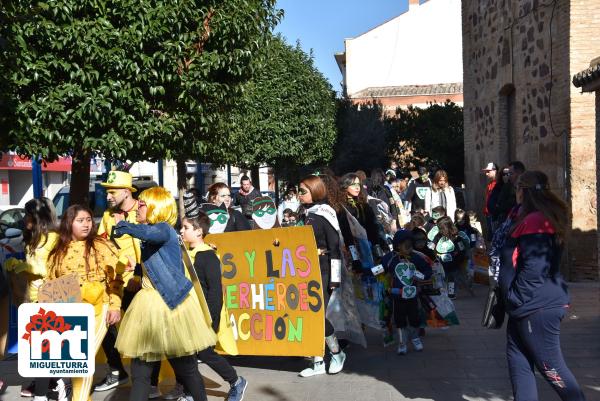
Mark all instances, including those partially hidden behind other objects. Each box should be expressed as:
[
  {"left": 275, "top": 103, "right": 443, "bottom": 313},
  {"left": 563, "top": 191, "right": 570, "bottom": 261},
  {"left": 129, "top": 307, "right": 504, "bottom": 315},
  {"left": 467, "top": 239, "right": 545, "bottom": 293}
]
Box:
[
  {"left": 298, "top": 188, "right": 309, "bottom": 195},
  {"left": 219, "top": 193, "right": 232, "bottom": 198},
  {"left": 254, "top": 208, "right": 276, "bottom": 217},
  {"left": 348, "top": 183, "right": 361, "bottom": 188}
]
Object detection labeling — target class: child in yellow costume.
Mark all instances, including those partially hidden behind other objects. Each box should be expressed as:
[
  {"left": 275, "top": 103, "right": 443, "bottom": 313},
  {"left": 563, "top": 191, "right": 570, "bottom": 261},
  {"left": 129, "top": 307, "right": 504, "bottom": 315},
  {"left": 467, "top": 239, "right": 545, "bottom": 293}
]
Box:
[
  {"left": 157, "top": 198, "right": 246, "bottom": 401},
  {"left": 113, "top": 187, "right": 215, "bottom": 401},
  {"left": 46, "top": 204, "right": 123, "bottom": 401},
  {"left": 3, "top": 198, "right": 63, "bottom": 400}
]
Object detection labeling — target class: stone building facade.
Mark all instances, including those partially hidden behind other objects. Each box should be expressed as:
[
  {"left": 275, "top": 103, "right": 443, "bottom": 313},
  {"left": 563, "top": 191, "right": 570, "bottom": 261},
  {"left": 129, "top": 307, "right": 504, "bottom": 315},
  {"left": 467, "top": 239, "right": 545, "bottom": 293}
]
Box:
[{"left": 462, "top": 0, "right": 600, "bottom": 280}]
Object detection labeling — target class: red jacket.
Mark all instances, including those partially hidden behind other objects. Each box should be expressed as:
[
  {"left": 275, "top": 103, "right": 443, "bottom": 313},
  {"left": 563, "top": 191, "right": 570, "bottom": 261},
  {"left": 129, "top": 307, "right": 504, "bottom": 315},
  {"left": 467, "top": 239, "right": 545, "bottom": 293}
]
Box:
[{"left": 484, "top": 181, "right": 497, "bottom": 216}]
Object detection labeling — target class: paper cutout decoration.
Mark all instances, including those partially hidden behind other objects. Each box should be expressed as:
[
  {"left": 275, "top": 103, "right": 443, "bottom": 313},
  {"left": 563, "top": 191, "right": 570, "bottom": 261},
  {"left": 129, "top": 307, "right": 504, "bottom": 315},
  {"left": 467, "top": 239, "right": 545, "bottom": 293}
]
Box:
[
  {"left": 251, "top": 196, "right": 279, "bottom": 229},
  {"left": 199, "top": 203, "right": 230, "bottom": 234}
]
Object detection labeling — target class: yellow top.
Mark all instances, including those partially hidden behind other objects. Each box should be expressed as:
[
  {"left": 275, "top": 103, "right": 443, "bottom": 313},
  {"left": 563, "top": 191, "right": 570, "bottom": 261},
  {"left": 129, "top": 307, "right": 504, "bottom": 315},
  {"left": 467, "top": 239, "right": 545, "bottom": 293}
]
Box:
[
  {"left": 25, "top": 232, "right": 59, "bottom": 277},
  {"left": 98, "top": 203, "right": 141, "bottom": 280},
  {"left": 25, "top": 232, "right": 59, "bottom": 302},
  {"left": 47, "top": 239, "right": 122, "bottom": 311}
]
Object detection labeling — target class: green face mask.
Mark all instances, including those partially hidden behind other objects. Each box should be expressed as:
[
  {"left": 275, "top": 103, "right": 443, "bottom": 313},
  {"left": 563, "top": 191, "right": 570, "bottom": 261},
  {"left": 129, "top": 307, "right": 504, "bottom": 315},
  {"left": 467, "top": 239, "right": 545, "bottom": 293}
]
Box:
[
  {"left": 420, "top": 174, "right": 429, "bottom": 182},
  {"left": 254, "top": 207, "right": 276, "bottom": 218},
  {"left": 208, "top": 212, "right": 228, "bottom": 226}
]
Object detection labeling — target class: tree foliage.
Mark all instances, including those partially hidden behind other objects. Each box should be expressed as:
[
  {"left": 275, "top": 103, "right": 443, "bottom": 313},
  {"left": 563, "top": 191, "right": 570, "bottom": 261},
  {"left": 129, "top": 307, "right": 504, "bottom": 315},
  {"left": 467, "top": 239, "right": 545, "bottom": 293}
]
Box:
[
  {"left": 0, "top": 0, "right": 280, "bottom": 204},
  {"left": 387, "top": 101, "right": 464, "bottom": 183},
  {"left": 330, "top": 99, "right": 392, "bottom": 175},
  {"left": 225, "top": 35, "right": 337, "bottom": 176}
]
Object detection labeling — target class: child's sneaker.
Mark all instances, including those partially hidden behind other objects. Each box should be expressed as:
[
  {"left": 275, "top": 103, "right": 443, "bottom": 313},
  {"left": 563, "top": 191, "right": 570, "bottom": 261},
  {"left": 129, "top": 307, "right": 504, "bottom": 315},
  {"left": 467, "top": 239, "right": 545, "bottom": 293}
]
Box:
[
  {"left": 411, "top": 337, "right": 424, "bottom": 352},
  {"left": 299, "top": 359, "right": 325, "bottom": 377},
  {"left": 328, "top": 351, "right": 346, "bottom": 374},
  {"left": 397, "top": 344, "right": 408, "bottom": 355}
]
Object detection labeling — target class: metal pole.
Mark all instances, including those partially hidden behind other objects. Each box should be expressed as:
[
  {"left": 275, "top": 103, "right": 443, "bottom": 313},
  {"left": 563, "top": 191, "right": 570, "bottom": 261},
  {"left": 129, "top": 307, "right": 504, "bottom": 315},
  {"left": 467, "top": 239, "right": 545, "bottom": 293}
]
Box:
[
  {"left": 227, "top": 164, "right": 232, "bottom": 187},
  {"left": 32, "top": 156, "right": 43, "bottom": 199},
  {"left": 195, "top": 160, "right": 204, "bottom": 194},
  {"left": 158, "top": 159, "right": 164, "bottom": 187}
]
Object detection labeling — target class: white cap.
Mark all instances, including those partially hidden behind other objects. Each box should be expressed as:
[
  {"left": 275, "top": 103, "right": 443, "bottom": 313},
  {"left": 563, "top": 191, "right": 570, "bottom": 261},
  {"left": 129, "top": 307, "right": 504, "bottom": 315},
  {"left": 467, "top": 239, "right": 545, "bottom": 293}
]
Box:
[{"left": 482, "top": 162, "right": 497, "bottom": 171}]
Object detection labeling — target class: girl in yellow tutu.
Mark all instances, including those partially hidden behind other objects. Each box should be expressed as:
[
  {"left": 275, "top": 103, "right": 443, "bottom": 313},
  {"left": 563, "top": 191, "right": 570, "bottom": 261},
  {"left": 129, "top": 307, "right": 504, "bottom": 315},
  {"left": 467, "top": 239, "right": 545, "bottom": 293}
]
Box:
[
  {"left": 46, "top": 204, "right": 123, "bottom": 401},
  {"left": 113, "top": 187, "right": 216, "bottom": 401}
]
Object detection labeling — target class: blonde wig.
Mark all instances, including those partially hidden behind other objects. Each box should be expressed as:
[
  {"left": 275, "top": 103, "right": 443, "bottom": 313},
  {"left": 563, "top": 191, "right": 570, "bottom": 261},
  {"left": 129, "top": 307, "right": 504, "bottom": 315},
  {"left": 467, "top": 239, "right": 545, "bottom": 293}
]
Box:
[{"left": 138, "top": 187, "right": 178, "bottom": 226}]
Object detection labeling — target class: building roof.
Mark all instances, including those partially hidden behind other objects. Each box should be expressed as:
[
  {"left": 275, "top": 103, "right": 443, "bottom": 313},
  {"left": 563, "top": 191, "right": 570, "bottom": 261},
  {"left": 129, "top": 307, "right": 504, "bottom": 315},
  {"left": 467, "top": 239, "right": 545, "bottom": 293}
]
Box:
[
  {"left": 351, "top": 82, "right": 463, "bottom": 98},
  {"left": 573, "top": 62, "right": 600, "bottom": 89}
]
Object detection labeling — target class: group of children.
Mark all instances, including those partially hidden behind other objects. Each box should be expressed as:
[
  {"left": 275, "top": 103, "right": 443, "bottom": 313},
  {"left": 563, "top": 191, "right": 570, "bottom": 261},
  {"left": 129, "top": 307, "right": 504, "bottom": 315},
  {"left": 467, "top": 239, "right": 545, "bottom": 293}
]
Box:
[{"left": 374, "top": 206, "right": 484, "bottom": 355}]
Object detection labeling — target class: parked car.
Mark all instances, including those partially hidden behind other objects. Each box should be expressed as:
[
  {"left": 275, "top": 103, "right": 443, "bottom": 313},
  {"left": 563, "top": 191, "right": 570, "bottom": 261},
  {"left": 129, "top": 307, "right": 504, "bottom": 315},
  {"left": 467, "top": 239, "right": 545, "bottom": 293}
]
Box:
[
  {"left": 52, "top": 186, "right": 103, "bottom": 220},
  {"left": 0, "top": 208, "right": 25, "bottom": 258}
]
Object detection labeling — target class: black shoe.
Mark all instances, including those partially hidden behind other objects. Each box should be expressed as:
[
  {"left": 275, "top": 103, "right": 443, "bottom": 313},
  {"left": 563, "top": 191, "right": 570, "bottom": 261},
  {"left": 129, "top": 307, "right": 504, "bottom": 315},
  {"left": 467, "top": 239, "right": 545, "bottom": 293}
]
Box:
[
  {"left": 93, "top": 372, "right": 128, "bottom": 392},
  {"left": 20, "top": 381, "right": 35, "bottom": 397}
]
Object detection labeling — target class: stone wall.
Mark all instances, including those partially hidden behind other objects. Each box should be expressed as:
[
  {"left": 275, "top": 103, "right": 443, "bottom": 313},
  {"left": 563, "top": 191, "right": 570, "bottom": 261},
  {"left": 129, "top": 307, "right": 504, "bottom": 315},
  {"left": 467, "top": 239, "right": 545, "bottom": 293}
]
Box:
[{"left": 462, "top": 0, "right": 599, "bottom": 280}]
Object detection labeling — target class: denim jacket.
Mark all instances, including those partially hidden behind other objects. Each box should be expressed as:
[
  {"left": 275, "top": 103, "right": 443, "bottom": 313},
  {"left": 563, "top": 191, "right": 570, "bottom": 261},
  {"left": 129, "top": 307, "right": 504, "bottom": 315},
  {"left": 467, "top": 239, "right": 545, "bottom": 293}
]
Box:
[{"left": 114, "top": 221, "right": 192, "bottom": 309}]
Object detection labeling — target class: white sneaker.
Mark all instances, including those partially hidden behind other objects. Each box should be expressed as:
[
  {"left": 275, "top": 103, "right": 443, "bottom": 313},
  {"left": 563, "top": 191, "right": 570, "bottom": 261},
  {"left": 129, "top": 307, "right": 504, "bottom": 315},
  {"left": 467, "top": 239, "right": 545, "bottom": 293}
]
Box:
[
  {"left": 53, "top": 379, "right": 69, "bottom": 401},
  {"left": 299, "top": 360, "right": 326, "bottom": 377},
  {"left": 397, "top": 344, "right": 408, "bottom": 355},
  {"left": 411, "top": 337, "right": 424, "bottom": 352},
  {"left": 149, "top": 385, "right": 161, "bottom": 399},
  {"left": 163, "top": 383, "right": 184, "bottom": 400},
  {"left": 328, "top": 351, "right": 346, "bottom": 374}
]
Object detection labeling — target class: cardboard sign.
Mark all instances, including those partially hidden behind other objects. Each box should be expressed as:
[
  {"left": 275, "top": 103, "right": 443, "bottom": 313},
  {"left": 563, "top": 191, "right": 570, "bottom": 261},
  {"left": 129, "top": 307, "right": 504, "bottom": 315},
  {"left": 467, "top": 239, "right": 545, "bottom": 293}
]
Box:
[
  {"left": 37, "top": 274, "right": 82, "bottom": 304},
  {"left": 205, "top": 226, "right": 325, "bottom": 357}
]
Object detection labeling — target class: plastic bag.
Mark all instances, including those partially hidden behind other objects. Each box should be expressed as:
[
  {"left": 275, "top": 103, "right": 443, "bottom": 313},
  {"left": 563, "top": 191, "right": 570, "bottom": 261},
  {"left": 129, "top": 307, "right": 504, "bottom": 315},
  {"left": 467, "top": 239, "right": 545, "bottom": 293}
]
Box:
[
  {"left": 326, "top": 267, "right": 367, "bottom": 348},
  {"left": 344, "top": 208, "right": 375, "bottom": 270}
]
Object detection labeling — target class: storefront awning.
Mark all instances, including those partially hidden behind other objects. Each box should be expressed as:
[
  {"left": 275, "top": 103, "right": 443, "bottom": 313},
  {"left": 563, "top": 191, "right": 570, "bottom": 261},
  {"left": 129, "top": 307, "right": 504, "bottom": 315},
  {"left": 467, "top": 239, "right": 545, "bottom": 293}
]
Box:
[{"left": 0, "top": 153, "right": 72, "bottom": 172}]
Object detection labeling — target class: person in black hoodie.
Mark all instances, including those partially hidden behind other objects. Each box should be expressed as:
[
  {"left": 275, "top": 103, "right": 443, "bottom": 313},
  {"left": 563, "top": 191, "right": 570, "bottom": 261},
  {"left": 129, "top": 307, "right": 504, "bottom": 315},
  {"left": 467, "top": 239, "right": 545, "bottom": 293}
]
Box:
[
  {"left": 498, "top": 171, "right": 585, "bottom": 401},
  {"left": 178, "top": 211, "right": 247, "bottom": 401},
  {"left": 405, "top": 166, "right": 432, "bottom": 214},
  {"left": 337, "top": 173, "right": 387, "bottom": 267},
  {"left": 298, "top": 175, "right": 346, "bottom": 377},
  {"left": 233, "top": 176, "right": 261, "bottom": 220}
]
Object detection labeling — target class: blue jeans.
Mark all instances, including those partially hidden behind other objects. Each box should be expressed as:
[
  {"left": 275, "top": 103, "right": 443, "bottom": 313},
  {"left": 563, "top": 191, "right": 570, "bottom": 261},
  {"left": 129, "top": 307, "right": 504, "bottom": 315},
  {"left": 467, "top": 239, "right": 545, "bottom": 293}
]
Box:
[{"left": 507, "top": 307, "right": 586, "bottom": 401}]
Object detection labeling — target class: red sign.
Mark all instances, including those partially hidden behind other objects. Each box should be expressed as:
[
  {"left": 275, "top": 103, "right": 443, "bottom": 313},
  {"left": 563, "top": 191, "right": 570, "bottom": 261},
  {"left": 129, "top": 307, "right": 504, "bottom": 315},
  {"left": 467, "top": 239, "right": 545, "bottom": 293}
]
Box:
[{"left": 0, "top": 153, "right": 72, "bottom": 172}]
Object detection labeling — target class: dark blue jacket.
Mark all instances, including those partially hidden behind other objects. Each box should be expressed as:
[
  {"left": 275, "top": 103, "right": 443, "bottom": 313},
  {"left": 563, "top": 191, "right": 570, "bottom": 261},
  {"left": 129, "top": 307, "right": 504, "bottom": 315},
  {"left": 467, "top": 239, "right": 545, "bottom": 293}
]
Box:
[
  {"left": 498, "top": 212, "right": 569, "bottom": 318},
  {"left": 382, "top": 250, "right": 432, "bottom": 291},
  {"left": 114, "top": 221, "right": 193, "bottom": 310}
]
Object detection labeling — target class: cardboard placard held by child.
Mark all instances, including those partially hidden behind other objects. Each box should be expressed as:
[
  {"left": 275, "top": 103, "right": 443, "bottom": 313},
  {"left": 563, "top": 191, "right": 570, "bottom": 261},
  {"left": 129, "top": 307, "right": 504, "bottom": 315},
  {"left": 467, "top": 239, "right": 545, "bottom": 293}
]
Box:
[{"left": 37, "top": 274, "right": 82, "bottom": 303}]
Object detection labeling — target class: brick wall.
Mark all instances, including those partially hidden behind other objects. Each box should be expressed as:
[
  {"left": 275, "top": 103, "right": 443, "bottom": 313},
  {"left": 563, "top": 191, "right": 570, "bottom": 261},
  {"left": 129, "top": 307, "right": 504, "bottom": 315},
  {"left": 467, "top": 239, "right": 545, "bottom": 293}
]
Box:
[
  {"left": 568, "top": 0, "right": 599, "bottom": 279},
  {"left": 462, "top": 0, "right": 599, "bottom": 280}
]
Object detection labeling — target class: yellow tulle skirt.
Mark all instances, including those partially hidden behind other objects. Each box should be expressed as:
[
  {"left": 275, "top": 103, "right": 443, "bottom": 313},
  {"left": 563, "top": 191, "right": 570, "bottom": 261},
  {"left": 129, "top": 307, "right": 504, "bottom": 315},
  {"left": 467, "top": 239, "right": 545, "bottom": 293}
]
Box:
[{"left": 115, "top": 287, "right": 217, "bottom": 362}]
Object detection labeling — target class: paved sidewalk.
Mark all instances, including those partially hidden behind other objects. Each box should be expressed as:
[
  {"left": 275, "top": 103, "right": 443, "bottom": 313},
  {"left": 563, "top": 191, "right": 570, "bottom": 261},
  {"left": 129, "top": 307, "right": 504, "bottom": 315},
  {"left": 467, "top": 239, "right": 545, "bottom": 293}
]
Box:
[{"left": 1, "top": 282, "right": 599, "bottom": 401}]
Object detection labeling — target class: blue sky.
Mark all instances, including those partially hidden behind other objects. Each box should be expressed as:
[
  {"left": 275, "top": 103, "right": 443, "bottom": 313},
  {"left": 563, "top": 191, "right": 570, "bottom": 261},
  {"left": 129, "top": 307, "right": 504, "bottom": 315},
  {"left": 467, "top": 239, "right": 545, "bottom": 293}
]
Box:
[{"left": 275, "top": 1, "right": 410, "bottom": 94}]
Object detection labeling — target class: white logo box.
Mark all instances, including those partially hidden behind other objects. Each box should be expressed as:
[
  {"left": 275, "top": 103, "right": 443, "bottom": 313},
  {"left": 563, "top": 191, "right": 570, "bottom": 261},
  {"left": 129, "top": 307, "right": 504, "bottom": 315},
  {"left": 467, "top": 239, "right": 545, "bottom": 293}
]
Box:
[{"left": 18, "top": 303, "right": 96, "bottom": 377}]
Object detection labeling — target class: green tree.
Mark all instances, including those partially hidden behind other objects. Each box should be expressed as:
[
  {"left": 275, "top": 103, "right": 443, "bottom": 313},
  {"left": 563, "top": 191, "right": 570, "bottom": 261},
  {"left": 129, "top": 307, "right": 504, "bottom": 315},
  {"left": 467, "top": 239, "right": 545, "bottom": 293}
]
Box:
[
  {"left": 387, "top": 101, "right": 464, "bottom": 183},
  {"left": 331, "top": 99, "right": 392, "bottom": 175},
  {"left": 225, "top": 35, "right": 337, "bottom": 183},
  {"left": 0, "top": 0, "right": 279, "bottom": 206}
]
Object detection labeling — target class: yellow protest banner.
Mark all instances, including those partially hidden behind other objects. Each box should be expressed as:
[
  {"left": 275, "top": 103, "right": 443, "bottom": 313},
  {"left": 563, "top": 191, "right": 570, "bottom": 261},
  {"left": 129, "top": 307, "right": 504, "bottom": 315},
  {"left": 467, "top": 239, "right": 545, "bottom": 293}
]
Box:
[{"left": 205, "top": 226, "right": 325, "bottom": 357}]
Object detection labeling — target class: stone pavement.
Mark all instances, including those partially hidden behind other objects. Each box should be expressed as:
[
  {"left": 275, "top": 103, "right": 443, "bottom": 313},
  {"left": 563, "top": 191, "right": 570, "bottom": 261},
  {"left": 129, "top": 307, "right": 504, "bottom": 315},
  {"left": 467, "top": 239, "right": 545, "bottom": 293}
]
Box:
[{"left": 1, "top": 282, "right": 599, "bottom": 401}]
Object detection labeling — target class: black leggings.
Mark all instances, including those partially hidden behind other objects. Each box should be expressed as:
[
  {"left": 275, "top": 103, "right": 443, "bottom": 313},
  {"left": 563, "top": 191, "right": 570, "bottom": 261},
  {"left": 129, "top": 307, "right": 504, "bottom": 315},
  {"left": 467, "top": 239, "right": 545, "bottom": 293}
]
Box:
[
  {"left": 130, "top": 355, "right": 207, "bottom": 401},
  {"left": 392, "top": 296, "right": 420, "bottom": 329},
  {"left": 33, "top": 378, "right": 51, "bottom": 397}
]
